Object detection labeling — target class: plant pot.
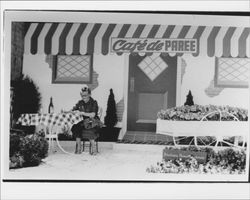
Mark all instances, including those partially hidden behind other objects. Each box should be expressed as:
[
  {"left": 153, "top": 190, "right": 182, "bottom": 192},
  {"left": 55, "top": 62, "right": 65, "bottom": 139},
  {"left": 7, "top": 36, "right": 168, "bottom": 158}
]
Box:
[
  {"left": 156, "top": 119, "right": 248, "bottom": 146},
  {"left": 156, "top": 119, "right": 248, "bottom": 137},
  {"left": 15, "top": 125, "right": 36, "bottom": 135},
  {"left": 99, "top": 127, "right": 121, "bottom": 142}
]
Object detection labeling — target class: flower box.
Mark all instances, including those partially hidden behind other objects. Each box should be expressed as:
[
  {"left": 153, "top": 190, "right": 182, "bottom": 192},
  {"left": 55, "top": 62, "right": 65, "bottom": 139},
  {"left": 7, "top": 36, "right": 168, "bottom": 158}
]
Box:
[
  {"left": 163, "top": 148, "right": 207, "bottom": 164},
  {"left": 147, "top": 146, "right": 247, "bottom": 175},
  {"left": 156, "top": 119, "right": 249, "bottom": 137},
  {"left": 156, "top": 119, "right": 249, "bottom": 147},
  {"left": 156, "top": 105, "right": 249, "bottom": 146},
  {"left": 157, "top": 105, "right": 248, "bottom": 121}
]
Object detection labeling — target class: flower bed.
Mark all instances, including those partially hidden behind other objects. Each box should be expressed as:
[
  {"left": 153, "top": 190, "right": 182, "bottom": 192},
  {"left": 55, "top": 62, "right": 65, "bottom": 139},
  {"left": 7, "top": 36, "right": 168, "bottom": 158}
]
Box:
[
  {"left": 9, "top": 130, "right": 48, "bottom": 169},
  {"left": 156, "top": 105, "right": 248, "bottom": 146},
  {"left": 157, "top": 104, "right": 248, "bottom": 121},
  {"left": 146, "top": 146, "right": 246, "bottom": 174}
]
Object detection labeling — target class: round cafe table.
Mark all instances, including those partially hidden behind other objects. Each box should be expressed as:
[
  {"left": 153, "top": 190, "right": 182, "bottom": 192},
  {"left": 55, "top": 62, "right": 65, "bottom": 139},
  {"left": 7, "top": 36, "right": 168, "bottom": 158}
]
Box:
[{"left": 17, "top": 111, "right": 84, "bottom": 155}]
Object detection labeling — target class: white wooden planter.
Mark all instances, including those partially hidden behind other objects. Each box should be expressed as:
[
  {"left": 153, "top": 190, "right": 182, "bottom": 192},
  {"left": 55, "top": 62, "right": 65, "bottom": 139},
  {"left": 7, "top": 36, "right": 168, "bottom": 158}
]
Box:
[{"left": 156, "top": 119, "right": 249, "bottom": 147}]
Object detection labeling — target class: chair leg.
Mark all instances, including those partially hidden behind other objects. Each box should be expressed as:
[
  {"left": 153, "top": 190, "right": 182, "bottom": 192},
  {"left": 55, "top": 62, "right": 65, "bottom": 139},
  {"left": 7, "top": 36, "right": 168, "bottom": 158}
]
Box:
[
  {"left": 89, "top": 140, "right": 98, "bottom": 155},
  {"left": 82, "top": 141, "right": 85, "bottom": 152},
  {"left": 75, "top": 138, "right": 82, "bottom": 154},
  {"left": 51, "top": 138, "right": 54, "bottom": 152},
  {"left": 48, "top": 138, "right": 52, "bottom": 152},
  {"left": 89, "top": 141, "right": 92, "bottom": 154},
  {"left": 96, "top": 140, "right": 99, "bottom": 153}
]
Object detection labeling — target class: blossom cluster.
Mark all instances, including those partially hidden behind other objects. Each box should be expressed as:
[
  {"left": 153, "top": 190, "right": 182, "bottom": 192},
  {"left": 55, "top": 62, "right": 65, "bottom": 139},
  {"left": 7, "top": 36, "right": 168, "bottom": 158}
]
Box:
[
  {"left": 9, "top": 130, "right": 48, "bottom": 169},
  {"left": 146, "top": 159, "right": 245, "bottom": 175},
  {"left": 157, "top": 104, "right": 248, "bottom": 121},
  {"left": 146, "top": 147, "right": 246, "bottom": 175}
]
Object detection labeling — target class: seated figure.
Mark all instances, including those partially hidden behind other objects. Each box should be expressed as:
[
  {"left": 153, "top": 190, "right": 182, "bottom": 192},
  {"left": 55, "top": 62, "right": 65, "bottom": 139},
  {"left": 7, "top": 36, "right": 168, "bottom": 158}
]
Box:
[{"left": 71, "top": 85, "right": 101, "bottom": 155}]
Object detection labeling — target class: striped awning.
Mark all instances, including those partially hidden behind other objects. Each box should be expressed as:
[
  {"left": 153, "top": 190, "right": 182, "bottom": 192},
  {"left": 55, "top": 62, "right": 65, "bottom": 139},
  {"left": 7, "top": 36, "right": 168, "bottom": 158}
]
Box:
[{"left": 24, "top": 22, "right": 250, "bottom": 57}]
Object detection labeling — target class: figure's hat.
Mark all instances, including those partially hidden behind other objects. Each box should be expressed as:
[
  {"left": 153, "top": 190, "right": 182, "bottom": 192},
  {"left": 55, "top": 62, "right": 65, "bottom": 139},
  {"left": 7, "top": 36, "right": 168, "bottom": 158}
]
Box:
[
  {"left": 81, "top": 84, "right": 89, "bottom": 91},
  {"left": 80, "top": 84, "right": 90, "bottom": 95}
]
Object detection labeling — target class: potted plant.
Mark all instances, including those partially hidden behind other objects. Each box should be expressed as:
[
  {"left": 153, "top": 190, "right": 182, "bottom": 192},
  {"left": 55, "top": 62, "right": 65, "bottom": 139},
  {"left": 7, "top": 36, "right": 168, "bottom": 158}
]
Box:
[
  {"left": 156, "top": 104, "right": 248, "bottom": 147},
  {"left": 184, "top": 90, "right": 194, "bottom": 106},
  {"left": 99, "top": 89, "right": 121, "bottom": 141}
]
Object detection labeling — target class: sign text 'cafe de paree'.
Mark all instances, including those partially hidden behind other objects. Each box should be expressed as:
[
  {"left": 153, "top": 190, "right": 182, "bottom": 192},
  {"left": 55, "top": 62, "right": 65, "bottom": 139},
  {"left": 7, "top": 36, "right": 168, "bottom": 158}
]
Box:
[{"left": 111, "top": 38, "right": 197, "bottom": 53}]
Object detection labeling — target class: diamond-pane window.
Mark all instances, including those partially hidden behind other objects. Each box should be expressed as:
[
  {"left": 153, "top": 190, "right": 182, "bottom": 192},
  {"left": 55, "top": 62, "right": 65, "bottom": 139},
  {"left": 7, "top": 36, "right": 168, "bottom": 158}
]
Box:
[
  {"left": 138, "top": 55, "right": 168, "bottom": 81},
  {"left": 53, "top": 55, "right": 92, "bottom": 84},
  {"left": 215, "top": 57, "right": 249, "bottom": 88}
]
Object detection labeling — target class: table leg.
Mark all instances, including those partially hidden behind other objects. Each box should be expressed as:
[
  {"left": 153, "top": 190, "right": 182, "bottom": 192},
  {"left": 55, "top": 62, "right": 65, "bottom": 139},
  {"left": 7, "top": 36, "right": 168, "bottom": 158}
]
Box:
[
  {"left": 55, "top": 136, "right": 74, "bottom": 155},
  {"left": 52, "top": 125, "right": 75, "bottom": 155},
  {"left": 45, "top": 125, "right": 75, "bottom": 155}
]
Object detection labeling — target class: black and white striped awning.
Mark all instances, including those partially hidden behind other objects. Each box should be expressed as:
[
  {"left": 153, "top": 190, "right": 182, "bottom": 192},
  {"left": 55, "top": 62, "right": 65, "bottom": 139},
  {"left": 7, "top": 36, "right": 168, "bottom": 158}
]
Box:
[{"left": 24, "top": 22, "right": 250, "bottom": 57}]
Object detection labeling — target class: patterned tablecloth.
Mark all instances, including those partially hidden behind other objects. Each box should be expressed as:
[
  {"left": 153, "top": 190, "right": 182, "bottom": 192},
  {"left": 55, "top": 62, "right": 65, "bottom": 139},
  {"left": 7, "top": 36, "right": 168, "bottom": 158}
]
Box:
[
  {"left": 17, "top": 112, "right": 85, "bottom": 155},
  {"left": 17, "top": 112, "right": 83, "bottom": 128}
]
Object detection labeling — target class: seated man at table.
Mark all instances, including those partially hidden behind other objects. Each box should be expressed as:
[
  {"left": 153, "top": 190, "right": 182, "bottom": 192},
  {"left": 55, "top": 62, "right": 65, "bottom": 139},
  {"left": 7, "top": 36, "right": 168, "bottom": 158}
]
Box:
[{"left": 71, "top": 85, "right": 101, "bottom": 155}]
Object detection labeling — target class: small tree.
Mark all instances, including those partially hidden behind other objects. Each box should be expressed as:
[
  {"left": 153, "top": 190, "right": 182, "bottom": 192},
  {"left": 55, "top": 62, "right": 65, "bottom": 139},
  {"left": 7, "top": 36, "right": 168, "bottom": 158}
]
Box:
[
  {"left": 184, "top": 90, "right": 194, "bottom": 106},
  {"left": 12, "top": 75, "right": 41, "bottom": 121},
  {"left": 104, "top": 89, "right": 118, "bottom": 127},
  {"left": 12, "top": 75, "right": 42, "bottom": 133}
]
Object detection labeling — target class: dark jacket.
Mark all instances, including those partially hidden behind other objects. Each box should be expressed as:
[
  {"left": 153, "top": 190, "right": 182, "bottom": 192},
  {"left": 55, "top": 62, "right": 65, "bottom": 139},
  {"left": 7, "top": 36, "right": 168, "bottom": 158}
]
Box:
[{"left": 72, "top": 97, "right": 98, "bottom": 119}]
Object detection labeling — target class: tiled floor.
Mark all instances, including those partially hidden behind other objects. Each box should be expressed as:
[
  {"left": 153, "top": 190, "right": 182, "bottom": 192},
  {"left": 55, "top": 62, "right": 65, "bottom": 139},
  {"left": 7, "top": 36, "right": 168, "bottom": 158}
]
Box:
[{"left": 119, "top": 131, "right": 174, "bottom": 145}]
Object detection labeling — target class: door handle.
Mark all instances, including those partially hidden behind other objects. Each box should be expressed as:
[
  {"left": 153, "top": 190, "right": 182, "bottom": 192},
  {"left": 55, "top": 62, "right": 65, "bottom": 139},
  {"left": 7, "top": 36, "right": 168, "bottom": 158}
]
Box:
[{"left": 130, "top": 77, "right": 135, "bottom": 92}]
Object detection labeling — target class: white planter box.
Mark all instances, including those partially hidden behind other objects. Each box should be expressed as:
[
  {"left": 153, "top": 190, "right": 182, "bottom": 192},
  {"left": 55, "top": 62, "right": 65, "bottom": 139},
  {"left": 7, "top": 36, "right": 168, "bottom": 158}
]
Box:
[{"left": 156, "top": 119, "right": 249, "bottom": 138}]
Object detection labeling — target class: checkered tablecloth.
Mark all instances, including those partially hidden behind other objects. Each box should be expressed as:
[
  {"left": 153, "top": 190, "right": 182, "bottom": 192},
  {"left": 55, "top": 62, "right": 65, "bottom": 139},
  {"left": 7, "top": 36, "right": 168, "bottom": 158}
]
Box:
[{"left": 17, "top": 112, "right": 83, "bottom": 127}]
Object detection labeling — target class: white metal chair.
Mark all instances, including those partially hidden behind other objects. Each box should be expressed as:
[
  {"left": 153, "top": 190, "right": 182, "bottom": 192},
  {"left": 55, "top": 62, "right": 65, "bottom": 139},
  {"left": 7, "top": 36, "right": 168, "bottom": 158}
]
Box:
[
  {"left": 45, "top": 125, "right": 74, "bottom": 155},
  {"left": 44, "top": 125, "right": 59, "bottom": 153}
]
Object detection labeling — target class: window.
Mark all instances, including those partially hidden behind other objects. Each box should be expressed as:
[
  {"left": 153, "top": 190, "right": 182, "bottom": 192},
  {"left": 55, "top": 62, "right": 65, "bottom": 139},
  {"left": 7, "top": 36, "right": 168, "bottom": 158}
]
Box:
[
  {"left": 52, "top": 55, "right": 93, "bottom": 84},
  {"left": 215, "top": 57, "right": 250, "bottom": 88},
  {"left": 138, "top": 55, "right": 168, "bottom": 81}
]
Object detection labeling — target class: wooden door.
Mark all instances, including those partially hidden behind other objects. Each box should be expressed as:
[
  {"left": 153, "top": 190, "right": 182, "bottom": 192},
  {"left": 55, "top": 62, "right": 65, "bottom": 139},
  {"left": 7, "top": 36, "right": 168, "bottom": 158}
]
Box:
[{"left": 127, "top": 54, "right": 177, "bottom": 132}]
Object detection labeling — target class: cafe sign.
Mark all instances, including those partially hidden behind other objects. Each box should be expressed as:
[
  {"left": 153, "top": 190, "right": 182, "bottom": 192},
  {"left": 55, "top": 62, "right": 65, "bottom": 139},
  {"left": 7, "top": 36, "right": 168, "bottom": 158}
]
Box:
[{"left": 111, "top": 38, "right": 197, "bottom": 53}]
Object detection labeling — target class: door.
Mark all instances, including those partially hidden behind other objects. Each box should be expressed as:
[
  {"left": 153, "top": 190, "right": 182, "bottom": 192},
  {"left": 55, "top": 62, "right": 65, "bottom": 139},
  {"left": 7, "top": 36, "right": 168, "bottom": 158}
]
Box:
[{"left": 127, "top": 53, "right": 177, "bottom": 132}]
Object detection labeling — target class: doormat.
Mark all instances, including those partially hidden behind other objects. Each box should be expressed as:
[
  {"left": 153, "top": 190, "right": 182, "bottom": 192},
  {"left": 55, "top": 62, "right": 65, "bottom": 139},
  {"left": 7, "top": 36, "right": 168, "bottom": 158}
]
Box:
[
  {"left": 117, "top": 139, "right": 173, "bottom": 145},
  {"left": 118, "top": 131, "right": 174, "bottom": 145}
]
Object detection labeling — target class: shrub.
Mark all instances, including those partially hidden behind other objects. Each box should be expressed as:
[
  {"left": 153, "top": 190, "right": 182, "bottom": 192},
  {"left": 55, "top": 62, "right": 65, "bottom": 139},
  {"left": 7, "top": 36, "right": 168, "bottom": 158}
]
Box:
[
  {"left": 147, "top": 147, "right": 246, "bottom": 174},
  {"left": 104, "top": 89, "right": 118, "bottom": 127},
  {"left": 207, "top": 148, "right": 246, "bottom": 172},
  {"left": 9, "top": 130, "right": 48, "bottom": 169},
  {"left": 11, "top": 75, "right": 42, "bottom": 134},
  {"left": 12, "top": 75, "right": 42, "bottom": 120},
  {"left": 10, "top": 132, "right": 22, "bottom": 157},
  {"left": 184, "top": 90, "right": 194, "bottom": 106}
]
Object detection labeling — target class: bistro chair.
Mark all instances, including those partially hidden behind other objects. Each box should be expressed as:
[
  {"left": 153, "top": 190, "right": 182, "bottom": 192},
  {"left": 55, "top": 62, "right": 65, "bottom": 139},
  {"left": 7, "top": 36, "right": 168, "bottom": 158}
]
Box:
[
  {"left": 82, "top": 107, "right": 103, "bottom": 154},
  {"left": 45, "top": 124, "right": 76, "bottom": 155},
  {"left": 44, "top": 125, "right": 59, "bottom": 153}
]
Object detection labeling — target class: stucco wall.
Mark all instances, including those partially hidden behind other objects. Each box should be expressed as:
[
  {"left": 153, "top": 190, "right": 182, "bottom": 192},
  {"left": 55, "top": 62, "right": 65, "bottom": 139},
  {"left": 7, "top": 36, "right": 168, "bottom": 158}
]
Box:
[
  {"left": 22, "top": 54, "right": 125, "bottom": 123},
  {"left": 180, "top": 54, "right": 249, "bottom": 109},
  {"left": 22, "top": 53, "right": 249, "bottom": 127}
]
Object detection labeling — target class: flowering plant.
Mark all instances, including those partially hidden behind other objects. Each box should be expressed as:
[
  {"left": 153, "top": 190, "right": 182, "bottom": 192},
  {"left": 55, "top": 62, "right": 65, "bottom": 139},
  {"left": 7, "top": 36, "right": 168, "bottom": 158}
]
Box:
[
  {"left": 9, "top": 130, "right": 48, "bottom": 169},
  {"left": 146, "top": 147, "right": 246, "bottom": 174},
  {"left": 157, "top": 104, "right": 248, "bottom": 121}
]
